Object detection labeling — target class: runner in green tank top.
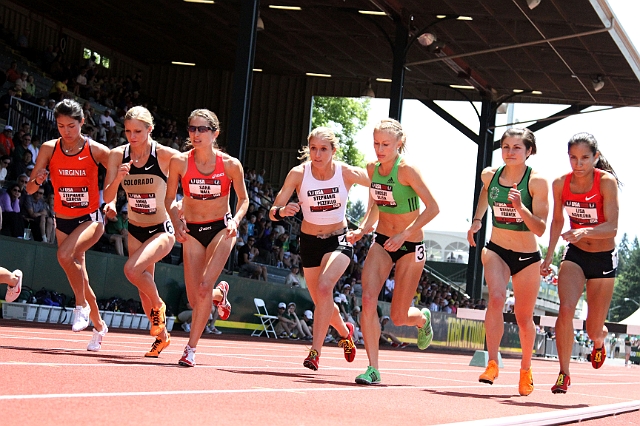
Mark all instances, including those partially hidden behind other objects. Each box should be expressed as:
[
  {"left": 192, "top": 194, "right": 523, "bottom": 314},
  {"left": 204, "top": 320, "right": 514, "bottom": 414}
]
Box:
[
  {"left": 348, "top": 118, "right": 439, "bottom": 385},
  {"left": 467, "top": 128, "right": 549, "bottom": 396}
]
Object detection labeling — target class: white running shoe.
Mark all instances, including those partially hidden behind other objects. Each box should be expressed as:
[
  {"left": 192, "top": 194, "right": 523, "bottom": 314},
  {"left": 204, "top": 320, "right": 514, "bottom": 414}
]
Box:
[
  {"left": 178, "top": 344, "right": 196, "bottom": 367},
  {"left": 87, "top": 322, "right": 108, "bottom": 352},
  {"left": 71, "top": 305, "right": 91, "bottom": 332},
  {"left": 5, "top": 269, "right": 23, "bottom": 303}
]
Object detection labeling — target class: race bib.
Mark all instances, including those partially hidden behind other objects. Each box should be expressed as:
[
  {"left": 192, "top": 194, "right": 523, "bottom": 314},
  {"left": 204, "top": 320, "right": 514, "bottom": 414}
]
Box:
[
  {"left": 415, "top": 243, "right": 426, "bottom": 262},
  {"left": 58, "top": 186, "right": 89, "bottom": 209},
  {"left": 307, "top": 187, "right": 341, "bottom": 213},
  {"left": 128, "top": 193, "right": 157, "bottom": 215},
  {"left": 371, "top": 183, "right": 397, "bottom": 207},
  {"left": 188, "top": 178, "right": 221, "bottom": 200},
  {"left": 564, "top": 201, "right": 599, "bottom": 226},
  {"left": 492, "top": 202, "right": 523, "bottom": 225}
]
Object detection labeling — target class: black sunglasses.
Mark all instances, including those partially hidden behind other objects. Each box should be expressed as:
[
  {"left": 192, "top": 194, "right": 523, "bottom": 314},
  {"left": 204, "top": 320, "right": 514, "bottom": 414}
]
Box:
[{"left": 187, "top": 125, "right": 216, "bottom": 133}]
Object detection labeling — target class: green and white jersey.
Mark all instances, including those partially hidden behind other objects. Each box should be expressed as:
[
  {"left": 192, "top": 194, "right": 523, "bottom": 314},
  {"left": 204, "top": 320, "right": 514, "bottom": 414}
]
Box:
[{"left": 488, "top": 165, "right": 533, "bottom": 231}]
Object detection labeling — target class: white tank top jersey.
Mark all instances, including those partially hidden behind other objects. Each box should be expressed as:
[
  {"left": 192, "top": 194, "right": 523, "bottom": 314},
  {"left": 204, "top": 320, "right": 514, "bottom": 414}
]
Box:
[{"left": 298, "top": 162, "right": 348, "bottom": 225}]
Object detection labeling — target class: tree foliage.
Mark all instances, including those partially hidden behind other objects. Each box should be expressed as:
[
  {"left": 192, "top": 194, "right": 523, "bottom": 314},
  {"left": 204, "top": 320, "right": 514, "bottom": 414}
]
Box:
[
  {"left": 539, "top": 244, "right": 565, "bottom": 269},
  {"left": 347, "top": 199, "right": 366, "bottom": 223},
  {"left": 610, "top": 233, "right": 640, "bottom": 322},
  {"left": 311, "top": 96, "right": 369, "bottom": 168}
]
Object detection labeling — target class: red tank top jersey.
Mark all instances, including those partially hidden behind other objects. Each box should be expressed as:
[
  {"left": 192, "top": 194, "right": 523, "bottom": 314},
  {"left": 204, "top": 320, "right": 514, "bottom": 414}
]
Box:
[
  {"left": 181, "top": 150, "right": 232, "bottom": 200},
  {"left": 561, "top": 169, "right": 606, "bottom": 229},
  {"left": 49, "top": 137, "right": 100, "bottom": 216}
]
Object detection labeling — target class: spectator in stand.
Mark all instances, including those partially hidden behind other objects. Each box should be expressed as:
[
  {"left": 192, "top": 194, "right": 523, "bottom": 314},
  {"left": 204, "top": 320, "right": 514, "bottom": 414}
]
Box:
[
  {"left": 0, "top": 125, "right": 15, "bottom": 155},
  {"left": 5, "top": 61, "right": 20, "bottom": 84},
  {"left": 383, "top": 271, "right": 395, "bottom": 302},
  {"left": 0, "top": 88, "right": 18, "bottom": 121},
  {"left": 0, "top": 155, "right": 10, "bottom": 185},
  {"left": 73, "top": 68, "right": 88, "bottom": 97},
  {"left": 0, "top": 181, "right": 24, "bottom": 238},
  {"left": 237, "top": 236, "right": 267, "bottom": 280},
  {"left": 49, "top": 77, "right": 71, "bottom": 101},
  {"left": 28, "top": 135, "right": 40, "bottom": 164},
  {"left": 302, "top": 310, "right": 314, "bottom": 337},
  {"left": 104, "top": 204, "right": 128, "bottom": 256},
  {"left": 285, "top": 264, "right": 303, "bottom": 288},
  {"left": 24, "top": 185, "right": 54, "bottom": 243},
  {"left": 100, "top": 108, "right": 116, "bottom": 129},
  {"left": 15, "top": 71, "right": 28, "bottom": 93},
  {"left": 177, "top": 287, "right": 222, "bottom": 335}
]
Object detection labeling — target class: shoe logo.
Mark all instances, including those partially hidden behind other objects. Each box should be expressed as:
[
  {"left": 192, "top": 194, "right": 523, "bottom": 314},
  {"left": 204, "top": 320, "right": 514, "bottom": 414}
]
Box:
[
  {"left": 145, "top": 165, "right": 153, "bottom": 170},
  {"left": 78, "top": 156, "right": 88, "bottom": 161},
  {"left": 602, "top": 269, "right": 614, "bottom": 275},
  {"left": 585, "top": 194, "right": 596, "bottom": 201},
  {"left": 519, "top": 256, "right": 532, "bottom": 261},
  {"left": 387, "top": 177, "right": 395, "bottom": 184}
]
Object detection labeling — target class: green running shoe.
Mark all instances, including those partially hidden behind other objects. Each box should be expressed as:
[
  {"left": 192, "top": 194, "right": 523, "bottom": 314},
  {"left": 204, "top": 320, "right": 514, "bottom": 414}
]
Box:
[
  {"left": 355, "top": 366, "right": 381, "bottom": 385},
  {"left": 417, "top": 308, "right": 433, "bottom": 350}
]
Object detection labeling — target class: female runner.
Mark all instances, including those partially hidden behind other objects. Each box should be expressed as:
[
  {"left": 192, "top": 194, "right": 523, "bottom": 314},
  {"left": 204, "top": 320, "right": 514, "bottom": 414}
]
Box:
[
  {"left": 542, "top": 133, "right": 620, "bottom": 394},
  {"left": 165, "top": 109, "right": 249, "bottom": 367},
  {"left": 467, "top": 127, "right": 548, "bottom": 396},
  {"left": 26, "top": 99, "right": 111, "bottom": 351},
  {"left": 349, "top": 118, "right": 439, "bottom": 385},
  {"left": 270, "top": 127, "right": 369, "bottom": 371},
  {"left": 103, "top": 106, "right": 180, "bottom": 358}
]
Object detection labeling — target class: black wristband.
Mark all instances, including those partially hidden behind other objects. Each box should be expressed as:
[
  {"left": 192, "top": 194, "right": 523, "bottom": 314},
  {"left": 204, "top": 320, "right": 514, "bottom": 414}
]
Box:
[
  {"left": 274, "top": 207, "right": 284, "bottom": 220},
  {"left": 473, "top": 218, "right": 482, "bottom": 223}
]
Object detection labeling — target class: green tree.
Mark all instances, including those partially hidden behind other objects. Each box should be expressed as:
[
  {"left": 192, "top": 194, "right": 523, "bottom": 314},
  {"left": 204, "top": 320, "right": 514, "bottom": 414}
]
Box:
[
  {"left": 610, "top": 234, "right": 640, "bottom": 322},
  {"left": 539, "top": 244, "right": 565, "bottom": 269},
  {"left": 347, "top": 199, "right": 366, "bottom": 223},
  {"left": 311, "top": 96, "right": 369, "bottom": 167}
]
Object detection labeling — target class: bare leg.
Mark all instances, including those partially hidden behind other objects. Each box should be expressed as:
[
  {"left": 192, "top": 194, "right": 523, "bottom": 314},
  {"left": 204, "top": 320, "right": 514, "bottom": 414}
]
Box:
[{"left": 481, "top": 248, "right": 511, "bottom": 363}]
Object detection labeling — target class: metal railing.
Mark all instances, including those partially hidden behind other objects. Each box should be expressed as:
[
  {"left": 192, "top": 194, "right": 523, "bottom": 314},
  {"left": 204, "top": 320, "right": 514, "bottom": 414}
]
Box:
[{"left": 7, "top": 96, "right": 57, "bottom": 142}]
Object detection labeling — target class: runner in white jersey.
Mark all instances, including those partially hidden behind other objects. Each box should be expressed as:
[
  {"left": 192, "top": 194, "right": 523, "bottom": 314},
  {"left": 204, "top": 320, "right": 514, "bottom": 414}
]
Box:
[
  {"left": 103, "top": 106, "right": 180, "bottom": 358},
  {"left": 270, "top": 127, "right": 370, "bottom": 372}
]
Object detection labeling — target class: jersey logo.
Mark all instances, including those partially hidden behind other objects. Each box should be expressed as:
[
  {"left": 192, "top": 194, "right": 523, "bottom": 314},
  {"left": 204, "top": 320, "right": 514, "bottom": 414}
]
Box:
[
  {"left": 78, "top": 156, "right": 88, "bottom": 161},
  {"left": 400, "top": 245, "right": 407, "bottom": 251},
  {"left": 490, "top": 187, "right": 500, "bottom": 200},
  {"left": 585, "top": 194, "right": 596, "bottom": 201},
  {"left": 519, "top": 256, "right": 532, "bottom": 261},
  {"left": 602, "top": 269, "right": 614, "bottom": 275},
  {"left": 387, "top": 177, "right": 395, "bottom": 184},
  {"left": 145, "top": 165, "right": 153, "bottom": 171}
]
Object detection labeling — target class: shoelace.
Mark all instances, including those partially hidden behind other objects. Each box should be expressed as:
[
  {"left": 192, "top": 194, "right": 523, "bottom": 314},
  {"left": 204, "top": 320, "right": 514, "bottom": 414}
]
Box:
[
  {"left": 338, "top": 337, "right": 355, "bottom": 351},
  {"left": 151, "top": 308, "right": 161, "bottom": 326},
  {"left": 150, "top": 339, "right": 162, "bottom": 352}
]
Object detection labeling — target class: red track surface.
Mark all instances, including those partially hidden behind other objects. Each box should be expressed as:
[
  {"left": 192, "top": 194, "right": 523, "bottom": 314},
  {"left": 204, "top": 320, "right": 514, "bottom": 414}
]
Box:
[{"left": 1, "top": 320, "right": 639, "bottom": 426}]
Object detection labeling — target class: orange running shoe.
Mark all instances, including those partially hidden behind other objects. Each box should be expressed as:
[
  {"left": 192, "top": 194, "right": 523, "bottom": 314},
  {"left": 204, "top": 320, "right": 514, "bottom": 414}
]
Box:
[
  {"left": 303, "top": 349, "right": 320, "bottom": 371},
  {"left": 145, "top": 334, "right": 171, "bottom": 358},
  {"left": 519, "top": 368, "right": 534, "bottom": 396},
  {"left": 149, "top": 303, "right": 166, "bottom": 337},
  {"left": 479, "top": 360, "right": 499, "bottom": 384},
  {"left": 551, "top": 372, "right": 571, "bottom": 394},
  {"left": 591, "top": 345, "right": 606, "bottom": 369},
  {"left": 338, "top": 322, "right": 356, "bottom": 362}
]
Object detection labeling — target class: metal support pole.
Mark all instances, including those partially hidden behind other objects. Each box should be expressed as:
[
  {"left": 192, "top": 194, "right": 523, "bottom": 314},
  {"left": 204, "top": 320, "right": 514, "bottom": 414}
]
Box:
[
  {"left": 466, "top": 99, "right": 496, "bottom": 300},
  {"left": 388, "top": 17, "right": 408, "bottom": 121}
]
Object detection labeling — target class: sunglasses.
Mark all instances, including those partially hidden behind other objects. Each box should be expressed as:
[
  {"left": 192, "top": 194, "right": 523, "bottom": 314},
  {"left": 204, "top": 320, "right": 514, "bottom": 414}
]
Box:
[
  {"left": 187, "top": 125, "right": 216, "bottom": 133},
  {"left": 36, "top": 191, "right": 44, "bottom": 195}
]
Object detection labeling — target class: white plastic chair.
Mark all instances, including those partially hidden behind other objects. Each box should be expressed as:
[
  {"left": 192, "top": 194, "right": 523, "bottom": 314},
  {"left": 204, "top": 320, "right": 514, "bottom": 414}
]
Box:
[{"left": 251, "top": 298, "right": 279, "bottom": 338}]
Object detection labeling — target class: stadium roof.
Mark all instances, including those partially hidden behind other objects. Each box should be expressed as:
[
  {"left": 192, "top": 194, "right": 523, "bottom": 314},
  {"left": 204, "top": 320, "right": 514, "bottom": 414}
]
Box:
[{"left": 20, "top": 0, "right": 640, "bottom": 107}]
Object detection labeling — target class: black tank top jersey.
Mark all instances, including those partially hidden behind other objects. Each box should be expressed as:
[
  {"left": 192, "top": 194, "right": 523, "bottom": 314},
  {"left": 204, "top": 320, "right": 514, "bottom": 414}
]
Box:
[{"left": 121, "top": 141, "right": 169, "bottom": 223}]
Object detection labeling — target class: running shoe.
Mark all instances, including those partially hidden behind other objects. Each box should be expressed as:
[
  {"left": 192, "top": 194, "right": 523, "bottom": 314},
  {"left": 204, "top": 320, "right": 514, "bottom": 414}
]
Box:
[
  {"left": 519, "top": 368, "right": 534, "bottom": 396},
  {"left": 417, "top": 308, "right": 433, "bottom": 350},
  {"left": 213, "top": 281, "right": 231, "bottom": 320},
  {"left": 87, "top": 322, "right": 108, "bottom": 352},
  {"left": 178, "top": 344, "right": 196, "bottom": 367},
  {"left": 210, "top": 327, "right": 222, "bottom": 335},
  {"left": 355, "top": 366, "right": 381, "bottom": 385},
  {"left": 479, "top": 360, "right": 499, "bottom": 384},
  {"left": 145, "top": 334, "right": 171, "bottom": 358},
  {"left": 338, "top": 322, "right": 356, "bottom": 362},
  {"left": 149, "top": 303, "right": 166, "bottom": 337},
  {"left": 551, "top": 372, "right": 571, "bottom": 394},
  {"left": 303, "top": 349, "right": 320, "bottom": 371},
  {"left": 71, "top": 305, "right": 91, "bottom": 332},
  {"left": 4, "top": 269, "right": 23, "bottom": 302},
  {"left": 591, "top": 345, "right": 606, "bottom": 369},
  {"left": 399, "top": 342, "right": 410, "bottom": 349},
  {"left": 182, "top": 322, "right": 191, "bottom": 332}
]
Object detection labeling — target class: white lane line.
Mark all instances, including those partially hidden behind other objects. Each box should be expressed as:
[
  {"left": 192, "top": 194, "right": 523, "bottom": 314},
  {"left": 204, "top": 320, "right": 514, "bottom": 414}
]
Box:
[{"left": 1, "top": 383, "right": 639, "bottom": 401}]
